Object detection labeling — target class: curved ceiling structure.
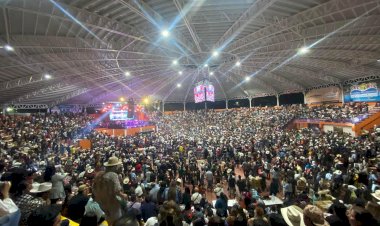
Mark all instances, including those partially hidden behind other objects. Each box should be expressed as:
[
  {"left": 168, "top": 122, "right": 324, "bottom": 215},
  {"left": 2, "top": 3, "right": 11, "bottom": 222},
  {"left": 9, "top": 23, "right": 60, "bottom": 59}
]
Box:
[{"left": 0, "top": 0, "right": 380, "bottom": 106}]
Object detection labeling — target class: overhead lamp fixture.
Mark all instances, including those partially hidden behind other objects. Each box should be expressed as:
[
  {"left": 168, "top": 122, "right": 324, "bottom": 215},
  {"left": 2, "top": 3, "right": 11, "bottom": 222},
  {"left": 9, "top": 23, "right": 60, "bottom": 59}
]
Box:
[
  {"left": 143, "top": 98, "right": 149, "bottom": 104},
  {"left": 6, "top": 107, "right": 13, "bottom": 112},
  {"left": 124, "top": 71, "right": 130, "bottom": 76},
  {"left": 102, "top": 102, "right": 105, "bottom": 105},
  {"left": 178, "top": 71, "right": 183, "bottom": 75},
  {"left": 172, "top": 60, "right": 178, "bottom": 65},
  {"left": 120, "top": 97, "right": 125, "bottom": 102},
  {"left": 212, "top": 50, "right": 219, "bottom": 57},
  {"left": 203, "top": 64, "right": 208, "bottom": 67},
  {"left": 298, "top": 46, "right": 310, "bottom": 55},
  {"left": 177, "top": 83, "right": 182, "bottom": 88},
  {"left": 209, "top": 72, "right": 214, "bottom": 76},
  {"left": 44, "top": 74, "right": 52, "bottom": 79},
  {"left": 161, "top": 29, "right": 170, "bottom": 38},
  {"left": 4, "top": 44, "right": 14, "bottom": 52},
  {"left": 236, "top": 61, "right": 241, "bottom": 66},
  {"left": 245, "top": 76, "right": 250, "bottom": 81}
]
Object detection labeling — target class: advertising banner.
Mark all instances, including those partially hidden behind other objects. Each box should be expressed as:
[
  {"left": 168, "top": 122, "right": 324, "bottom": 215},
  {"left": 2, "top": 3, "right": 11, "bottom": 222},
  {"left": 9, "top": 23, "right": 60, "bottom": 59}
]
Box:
[
  {"left": 344, "top": 81, "right": 380, "bottom": 102},
  {"left": 305, "top": 86, "right": 342, "bottom": 104}
]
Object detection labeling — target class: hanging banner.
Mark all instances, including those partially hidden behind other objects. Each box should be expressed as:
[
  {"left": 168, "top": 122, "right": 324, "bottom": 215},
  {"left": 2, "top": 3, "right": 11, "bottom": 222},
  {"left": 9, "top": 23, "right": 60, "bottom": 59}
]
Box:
[
  {"left": 305, "top": 86, "right": 342, "bottom": 104},
  {"left": 344, "top": 81, "right": 380, "bottom": 102}
]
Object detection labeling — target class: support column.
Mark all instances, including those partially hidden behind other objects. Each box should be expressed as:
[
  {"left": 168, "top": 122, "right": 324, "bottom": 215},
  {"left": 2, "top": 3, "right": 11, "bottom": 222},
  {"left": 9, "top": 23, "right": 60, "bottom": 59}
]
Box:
[
  {"left": 226, "top": 100, "right": 229, "bottom": 109},
  {"left": 302, "top": 91, "right": 306, "bottom": 104},
  {"left": 249, "top": 97, "right": 252, "bottom": 108},
  {"left": 2, "top": 105, "right": 6, "bottom": 116},
  {"left": 276, "top": 94, "right": 280, "bottom": 106},
  {"left": 340, "top": 84, "right": 345, "bottom": 104},
  {"left": 162, "top": 101, "right": 165, "bottom": 113},
  {"left": 183, "top": 102, "right": 186, "bottom": 111}
]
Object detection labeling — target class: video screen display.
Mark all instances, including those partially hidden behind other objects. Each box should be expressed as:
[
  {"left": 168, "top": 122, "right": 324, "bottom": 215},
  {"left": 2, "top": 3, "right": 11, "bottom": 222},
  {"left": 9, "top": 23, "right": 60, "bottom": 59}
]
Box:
[
  {"left": 206, "top": 84, "right": 215, "bottom": 102},
  {"left": 109, "top": 111, "right": 134, "bottom": 121},
  {"left": 194, "top": 84, "right": 205, "bottom": 103}
]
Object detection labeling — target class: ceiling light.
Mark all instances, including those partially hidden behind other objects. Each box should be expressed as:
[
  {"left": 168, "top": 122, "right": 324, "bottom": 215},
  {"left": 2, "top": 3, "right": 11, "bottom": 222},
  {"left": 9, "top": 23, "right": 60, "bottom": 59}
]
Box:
[
  {"left": 120, "top": 97, "right": 125, "bottom": 102},
  {"left": 298, "top": 46, "right": 310, "bottom": 55},
  {"left": 245, "top": 76, "right": 250, "bottom": 81},
  {"left": 209, "top": 72, "right": 214, "bottom": 76},
  {"left": 177, "top": 83, "right": 181, "bottom": 88},
  {"left": 124, "top": 71, "right": 130, "bottom": 76},
  {"left": 203, "top": 64, "right": 208, "bottom": 67},
  {"left": 102, "top": 102, "right": 105, "bottom": 105},
  {"left": 172, "top": 60, "right": 178, "bottom": 65},
  {"left": 6, "top": 107, "right": 13, "bottom": 112},
  {"left": 4, "top": 44, "right": 14, "bottom": 52},
  {"left": 178, "top": 71, "right": 183, "bottom": 75},
  {"left": 44, "top": 74, "right": 52, "bottom": 79},
  {"left": 143, "top": 98, "right": 149, "bottom": 104},
  {"left": 212, "top": 50, "right": 219, "bottom": 57},
  {"left": 161, "top": 29, "right": 170, "bottom": 37},
  {"left": 236, "top": 61, "right": 241, "bottom": 66}
]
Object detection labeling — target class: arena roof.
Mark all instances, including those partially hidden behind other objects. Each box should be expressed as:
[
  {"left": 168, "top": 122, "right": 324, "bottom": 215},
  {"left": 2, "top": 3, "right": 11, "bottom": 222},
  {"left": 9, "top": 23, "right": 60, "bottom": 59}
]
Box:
[{"left": 0, "top": 0, "right": 380, "bottom": 106}]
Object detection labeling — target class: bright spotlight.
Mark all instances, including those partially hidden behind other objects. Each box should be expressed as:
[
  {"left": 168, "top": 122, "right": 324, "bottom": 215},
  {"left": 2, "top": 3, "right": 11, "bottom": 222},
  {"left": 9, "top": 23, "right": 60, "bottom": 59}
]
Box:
[
  {"left": 178, "top": 71, "right": 183, "bottom": 75},
  {"left": 245, "top": 76, "right": 250, "bottom": 81},
  {"left": 143, "top": 98, "right": 149, "bottom": 104},
  {"left": 177, "top": 83, "right": 182, "bottom": 88},
  {"left": 6, "top": 107, "right": 13, "bottom": 112},
  {"left": 209, "top": 72, "right": 214, "bottom": 76},
  {"left": 102, "top": 102, "right": 105, "bottom": 105},
  {"left": 236, "top": 61, "right": 241, "bottom": 66},
  {"left": 203, "top": 64, "right": 208, "bottom": 67},
  {"left": 44, "top": 74, "right": 52, "bottom": 79},
  {"left": 124, "top": 71, "right": 130, "bottom": 76},
  {"left": 212, "top": 50, "right": 219, "bottom": 57},
  {"left": 4, "top": 44, "right": 14, "bottom": 52},
  {"left": 161, "top": 29, "right": 170, "bottom": 37},
  {"left": 298, "top": 46, "right": 310, "bottom": 55},
  {"left": 120, "top": 97, "right": 125, "bottom": 102},
  {"left": 172, "top": 60, "right": 178, "bottom": 65}
]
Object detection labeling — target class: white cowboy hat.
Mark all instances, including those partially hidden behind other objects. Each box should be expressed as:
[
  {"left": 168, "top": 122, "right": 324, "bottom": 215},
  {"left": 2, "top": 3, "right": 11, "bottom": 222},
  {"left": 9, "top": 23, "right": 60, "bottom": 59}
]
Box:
[
  {"left": 333, "top": 170, "right": 342, "bottom": 175},
  {"left": 227, "top": 168, "right": 233, "bottom": 174},
  {"left": 30, "top": 182, "right": 52, "bottom": 193},
  {"left": 280, "top": 205, "right": 305, "bottom": 226},
  {"left": 176, "top": 178, "right": 182, "bottom": 184},
  {"left": 214, "top": 184, "right": 223, "bottom": 196},
  {"left": 371, "top": 190, "right": 380, "bottom": 201},
  {"left": 123, "top": 177, "right": 130, "bottom": 184},
  {"left": 104, "top": 156, "right": 122, "bottom": 167}
]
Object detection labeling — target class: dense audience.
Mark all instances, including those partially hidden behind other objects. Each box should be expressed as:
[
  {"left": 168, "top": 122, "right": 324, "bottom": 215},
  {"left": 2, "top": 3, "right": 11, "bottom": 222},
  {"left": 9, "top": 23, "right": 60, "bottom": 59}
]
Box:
[{"left": 0, "top": 104, "right": 379, "bottom": 226}]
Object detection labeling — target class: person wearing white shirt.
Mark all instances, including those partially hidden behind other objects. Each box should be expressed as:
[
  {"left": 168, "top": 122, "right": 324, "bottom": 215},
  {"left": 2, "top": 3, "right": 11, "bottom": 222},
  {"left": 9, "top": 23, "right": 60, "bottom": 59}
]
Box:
[
  {"left": 0, "top": 182, "right": 18, "bottom": 217},
  {"left": 191, "top": 187, "right": 202, "bottom": 205}
]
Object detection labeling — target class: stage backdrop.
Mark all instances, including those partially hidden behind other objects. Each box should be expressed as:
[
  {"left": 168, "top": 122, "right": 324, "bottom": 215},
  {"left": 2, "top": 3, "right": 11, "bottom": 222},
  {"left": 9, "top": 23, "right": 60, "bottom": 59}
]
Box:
[
  {"left": 305, "top": 86, "right": 342, "bottom": 104},
  {"left": 344, "top": 80, "right": 380, "bottom": 102}
]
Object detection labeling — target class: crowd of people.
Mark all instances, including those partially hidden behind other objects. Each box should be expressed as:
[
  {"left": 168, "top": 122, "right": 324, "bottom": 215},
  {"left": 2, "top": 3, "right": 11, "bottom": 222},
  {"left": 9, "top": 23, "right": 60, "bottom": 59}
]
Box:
[{"left": 0, "top": 104, "right": 379, "bottom": 226}]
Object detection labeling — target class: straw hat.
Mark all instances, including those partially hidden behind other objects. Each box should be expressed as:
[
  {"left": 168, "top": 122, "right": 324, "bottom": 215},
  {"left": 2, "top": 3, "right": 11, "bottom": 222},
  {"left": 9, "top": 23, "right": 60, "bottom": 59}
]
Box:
[
  {"left": 104, "top": 156, "right": 122, "bottom": 167},
  {"left": 303, "top": 205, "right": 329, "bottom": 226},
  {"left": 280, "top": 205, "right": 305, "bottom": 226},
  {"left": 30, "top": 182, "right": 52, "bottom": 193}
]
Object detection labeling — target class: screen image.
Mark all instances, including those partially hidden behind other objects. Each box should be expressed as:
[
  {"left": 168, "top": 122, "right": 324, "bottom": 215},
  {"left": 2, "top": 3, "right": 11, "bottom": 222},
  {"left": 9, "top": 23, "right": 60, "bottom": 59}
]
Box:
[
  {"left": 206, "top": 84, "right": 215, "bottom": 102},
  {"left": 194, "top": 84, "right": 205, "bottom": 103},
  {"left": 109, "top": 111, "right": 134, "bottom": 121}
]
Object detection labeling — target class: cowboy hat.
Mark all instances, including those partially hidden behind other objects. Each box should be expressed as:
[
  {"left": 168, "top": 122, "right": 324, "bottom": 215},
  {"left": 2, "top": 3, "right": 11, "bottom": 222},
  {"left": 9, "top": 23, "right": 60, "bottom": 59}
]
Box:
[
  {"left": 104, "top": 156, "right": 122, "bottom": 167},
  {"left": 30, "top": 182, "right": 52, "bottom": 193},
  {"left": 227, "top": 168, "right": 233, "bottom": 174},
  {"left": 371, "top": 190, "right": 380, "bottom": 201},
  {"left": 303, "top": 205, "right": 329, "bottom": 226},
  {"left": 281, "top": 205, "right": 305, "bottom": 226},
  {"left": 123, "top": 177, "right": 130, "bottom": 184},
  {"left": 333, "top": 170, "right": 342, "bottom": 175},
  {"left": 176, "top": 178, "right": 182, "bottom": 184},
  {"left": 214, "top": 184, "right": 223, "bottom": 196}
]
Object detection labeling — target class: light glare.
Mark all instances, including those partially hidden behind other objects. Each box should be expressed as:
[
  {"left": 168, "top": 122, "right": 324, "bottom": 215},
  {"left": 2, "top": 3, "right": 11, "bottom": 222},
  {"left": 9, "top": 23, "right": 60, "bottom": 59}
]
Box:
[
  {"left": 172, "top": 60, "right": 178, "bottom": 65},
  {"left": 212, "top": 50, "right": 219, "bottom": 57},
  {"left": 177, "top": 83, "right": 181, "bottom": 88},
  {"left": 44, "top": 74, "right": 52, "bottom": 79},
  {"left": 209, "top": 72, "right": 214, "bottom": 76},
  {"left": 236, "top": 61, "right": 241, "bottom": 66},
  {"left": 178, "top": 71, "right": 183, "bottom": 75},
  {"left": 161, "top": 30, "right": 170, "bottom": 37},
  {"left": 298, "top": 46, "right": 310, "bottom": 54},
  {"left": 4, "top": 45, "right": 14, "bottom": 52},
  {"left": 125, "top": 71, "right": 130, "bottom": 76},
  {"left": 245, "top": 76, "right": 250, "bottom": 81}
]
